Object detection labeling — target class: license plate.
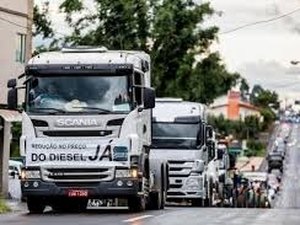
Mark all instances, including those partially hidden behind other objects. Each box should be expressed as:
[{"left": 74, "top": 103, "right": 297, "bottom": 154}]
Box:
[{"left": 68, "top": 189, "right": 88, "bottom": 197}]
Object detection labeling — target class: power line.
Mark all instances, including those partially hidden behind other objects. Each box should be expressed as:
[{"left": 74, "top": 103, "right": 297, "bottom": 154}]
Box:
[
  {"left": 0, "top": 15, "right": 67, "bottom": 37},
  {"left": 220, "top": 7, "right": 300, "bottom": 35}
]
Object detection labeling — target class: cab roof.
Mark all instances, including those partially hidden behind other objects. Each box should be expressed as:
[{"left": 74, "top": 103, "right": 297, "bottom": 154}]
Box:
[
  {"left": 153, "top": 98, "right": 207, "bottom": 122},
  {"left": 28, "top": 47, "right": 150, "bottom": 71}
]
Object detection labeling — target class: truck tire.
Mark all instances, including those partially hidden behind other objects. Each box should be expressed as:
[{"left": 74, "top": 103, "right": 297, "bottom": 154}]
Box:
[
  {"left": 128, "top": 196, "right": 146, "bottom": 212},
  {"left": 148, "top": 192, "right": 162, "bottom": 210},
  {"left": 27, "top": 197, "right": 46, "bottom": 214},
  {"left": 204, "top": 182, "right": 213, "bottom": 207}
]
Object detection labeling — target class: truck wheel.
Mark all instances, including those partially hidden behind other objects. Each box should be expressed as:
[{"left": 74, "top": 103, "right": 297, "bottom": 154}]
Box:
[
  {"left": 148, "top": 191, "right": 162, "bottom": 210},
  {"left": 128, "top": 196, "right": 146, "bottom": 212},
  {"left": 204, "top": 181, "right": 213, "bottom": 207},
  {"left": 160, "top": 188, "right": 166, "bottom": 209},
  {"left": 27, "top": 197, "right": 46, "bottom": 214}
]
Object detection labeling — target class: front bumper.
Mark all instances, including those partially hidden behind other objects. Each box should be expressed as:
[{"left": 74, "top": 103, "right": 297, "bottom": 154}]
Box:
[
  {"left": 21, "top": 178, "right": 140, "bottom": 198},
  {"left": 167, "top": 176, "right": 205, "bottom": 200}
]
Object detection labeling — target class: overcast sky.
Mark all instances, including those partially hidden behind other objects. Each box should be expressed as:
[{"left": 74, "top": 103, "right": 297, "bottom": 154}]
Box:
[{"left": 35, "top": 0, "right": 300, "bottom": 101}]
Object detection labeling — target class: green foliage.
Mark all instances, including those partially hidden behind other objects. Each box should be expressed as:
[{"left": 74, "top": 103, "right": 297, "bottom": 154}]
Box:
[
  {"left": 33, "top": 3, "right": 54, "bottom": 38},
  {"left": 251, "top": 89, "right": 279, "bottom": 109},
  {"left": 250, "top": 85, "right": 279, "bottom": 130},
  {"left": 60, "top": 0, "right": 150, "bottom": 51},
  {"left": 54, "top": 0, "right": 240, "bottom": 104},
  {"left": 0, "top": 199, "right": 10, "bottom": 214},
  {"left": 208, "top": 115, "right": 262, "bottom": 140},
  {"left": 245, "top": 139, "right": 265, "bottom": 157},
  {"left": 10, "top": 122, "right": 22, "bottom": 158},
  {"left": 240, "top": 78, "right": 249, "bottom": 99}
]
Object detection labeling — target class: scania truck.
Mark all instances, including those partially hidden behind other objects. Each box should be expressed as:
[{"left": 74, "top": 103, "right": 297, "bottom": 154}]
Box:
[
  {"left": 150, "top": 98, "right": 219, "bottom": 206},
  {"left": 7, "top": 47, "right": 166, "bottom": 213}
]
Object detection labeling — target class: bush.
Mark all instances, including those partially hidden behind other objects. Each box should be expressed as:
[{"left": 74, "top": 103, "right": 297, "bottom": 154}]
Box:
[
  {"left": 0, "top": 199, "right": 10, "bottom": 214},
  {"left": 245, "top": 139, "right": 266, "bottom": 157}
]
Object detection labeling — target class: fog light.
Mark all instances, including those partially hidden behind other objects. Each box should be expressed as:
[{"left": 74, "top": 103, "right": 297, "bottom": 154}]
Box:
[
  {"left": 117, "top": 180, "right": 123, "bottom": 187},
  {"left": 33, "top": 181, "right": 39, "bottom": 188},
  {"left": 24, "top": 182, "right": 29, "bottom": 188},
  {"left": 127, "top": 180, "right": 133, "bottom": 187}
]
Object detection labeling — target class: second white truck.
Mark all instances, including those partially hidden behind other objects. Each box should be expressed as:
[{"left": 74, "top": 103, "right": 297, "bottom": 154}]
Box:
[{"left": 150, "top": 98, "right": 219, "bottom": 206}]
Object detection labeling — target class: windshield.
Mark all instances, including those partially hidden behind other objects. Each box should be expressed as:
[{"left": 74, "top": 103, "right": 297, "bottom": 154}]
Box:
[
  {"left": 152, "top": 122, "right": 201, "bottom": 149},
  {"left": 26, "top": 75, "right": 132, "bottom": 114}
]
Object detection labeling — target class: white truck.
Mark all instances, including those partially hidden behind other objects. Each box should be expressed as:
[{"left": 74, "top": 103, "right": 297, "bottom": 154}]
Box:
[
  {"left": 7, "top": 47, "right": 166, "bottom": 213},
  {"left": 150, "top": 98, "right": 219, "bottom": 206}
]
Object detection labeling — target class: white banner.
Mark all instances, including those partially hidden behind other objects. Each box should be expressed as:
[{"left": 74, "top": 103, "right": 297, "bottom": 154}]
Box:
[{"left": 26, "top": 138, "right": 130, "bottom": 166}]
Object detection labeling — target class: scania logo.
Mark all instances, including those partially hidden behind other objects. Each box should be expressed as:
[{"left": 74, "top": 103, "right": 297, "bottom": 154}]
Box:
[{"left": 56, "top": 119, "right": 99, "bottom": 127}]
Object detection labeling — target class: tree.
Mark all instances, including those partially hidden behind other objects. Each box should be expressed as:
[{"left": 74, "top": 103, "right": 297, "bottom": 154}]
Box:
[
  {"left": 33, "top": 2, "right": 54, "bottom": 38},
  {"left": 39, "top": 0, "right": 240, "bottom": 104},
  {"left": 239, "top": 77, "right": 249, "bottom": 100},
  {"left": 250, "top": 85, "right": 279, "bottom": 130}
]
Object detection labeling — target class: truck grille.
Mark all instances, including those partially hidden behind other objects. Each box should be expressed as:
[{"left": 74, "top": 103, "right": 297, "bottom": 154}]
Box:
[
  {"left": 167, "top": 160, "right": 196, "bottom": 198},
  {"left": 41, "top": 167, "right": 114, "bottom": 182},
  {"left": 168, "top": 160, "right": 194, "bottom": 177}
]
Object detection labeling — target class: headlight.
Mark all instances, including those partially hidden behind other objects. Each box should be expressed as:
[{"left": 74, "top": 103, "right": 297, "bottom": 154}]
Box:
[
  {"left": 191, "top": 160, "right": 205, "bottom": 173},
  {"left": 185, "top": 177, "right": 202, "bottom": 190},
  {"left": 21, "top": 170, "right": 40, "bottom": 180},
  {"left": 115, "top": 168, "right": 138, "bottom": 178}
]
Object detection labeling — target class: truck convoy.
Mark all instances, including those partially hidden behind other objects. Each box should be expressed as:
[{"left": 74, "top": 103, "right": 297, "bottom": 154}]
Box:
[
  {"left": 7, "top": 47, "right": 167, "bottom": 213},
  {"left": 150, "top": 98, "right": 221, "bottom": 206},
  {"left": 7, "top": 47, "right": 243, "bottom": 212}
]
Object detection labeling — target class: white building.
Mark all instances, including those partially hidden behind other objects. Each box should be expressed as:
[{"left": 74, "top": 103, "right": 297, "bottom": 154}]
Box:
[{"left": 0, "top": 0, "right": 33, "bottom": 196}]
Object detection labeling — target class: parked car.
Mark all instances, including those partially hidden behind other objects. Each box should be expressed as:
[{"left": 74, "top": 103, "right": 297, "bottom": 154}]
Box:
[
  {"left": 8, "top": 160, "right": 23, "bottom": 178},
  {"left": 267, "top": 152, "right": 284, "bottom": 173}
]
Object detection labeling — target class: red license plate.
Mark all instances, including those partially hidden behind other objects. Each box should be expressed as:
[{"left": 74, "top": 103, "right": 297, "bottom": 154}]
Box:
[{"left": 67, "top": 190, "right": 88, "bottom": 197}]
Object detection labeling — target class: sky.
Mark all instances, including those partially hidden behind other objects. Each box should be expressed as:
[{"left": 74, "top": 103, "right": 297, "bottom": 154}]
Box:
[{"left": 35, "top": 0, "right": 300, "bottom": 101}]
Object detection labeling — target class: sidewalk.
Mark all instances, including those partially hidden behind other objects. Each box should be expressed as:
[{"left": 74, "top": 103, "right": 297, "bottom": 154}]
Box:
[
  {"left": 236, "top": 156, "right": 264, "bottom": 172},
  {"left": 6, "top": 200, "right": 26, "bottom": 213}
]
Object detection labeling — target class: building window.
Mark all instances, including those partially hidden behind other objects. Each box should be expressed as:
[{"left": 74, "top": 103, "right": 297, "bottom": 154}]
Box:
[{"left": 16, "top": 33, "right": 26, "bottom": 63}]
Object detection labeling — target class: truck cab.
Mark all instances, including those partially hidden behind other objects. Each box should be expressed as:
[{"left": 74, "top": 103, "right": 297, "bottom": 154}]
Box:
[
  {"left": 150, "top": 98, "right": 217, "bottom": 206},
  {"left": 7, "top": 47, "right": 164, "bottom": 213}
]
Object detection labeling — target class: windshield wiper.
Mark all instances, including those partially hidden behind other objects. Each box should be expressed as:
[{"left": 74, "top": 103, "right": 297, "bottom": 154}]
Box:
[
  {"left": 32, "top": 107, "right": 66, "bottom": 114},
  {"left": 72, "top": 106, "right": 114, "bottom": 114}
]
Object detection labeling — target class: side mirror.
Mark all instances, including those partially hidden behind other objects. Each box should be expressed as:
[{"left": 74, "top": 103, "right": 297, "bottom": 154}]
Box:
[
  {"left": 7, "top": 79, "right": 17, "bottom": 88},
  {"left": 207, "top": 140, "right": 215, "bottom": 160},
  {"left": 143, "top": 87, "right": 155, "bottom": 109},
  {"left": 217, "top": 149, "right": 224, "bottom": 160},
  {"left": 7, "top": 88, "right": 18, "bottom": 109},
  {"left": 206, "top": 125, "right": 214, "bottom": 139}
]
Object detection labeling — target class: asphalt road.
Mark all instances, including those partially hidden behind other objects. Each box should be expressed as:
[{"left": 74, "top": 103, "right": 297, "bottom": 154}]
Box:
[{"left": 1, "top": 123, "right": 300, "bottom": 225}]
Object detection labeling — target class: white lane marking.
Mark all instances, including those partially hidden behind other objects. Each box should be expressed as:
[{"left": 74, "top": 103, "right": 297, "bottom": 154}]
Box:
[{"left": 123, "top": 215, "right": 154, "bottom": 223}]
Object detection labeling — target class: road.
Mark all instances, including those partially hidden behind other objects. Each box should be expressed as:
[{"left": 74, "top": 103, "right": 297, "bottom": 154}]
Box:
[{"left": 1, "top": 123, "right": 300, "bottom": 225}]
